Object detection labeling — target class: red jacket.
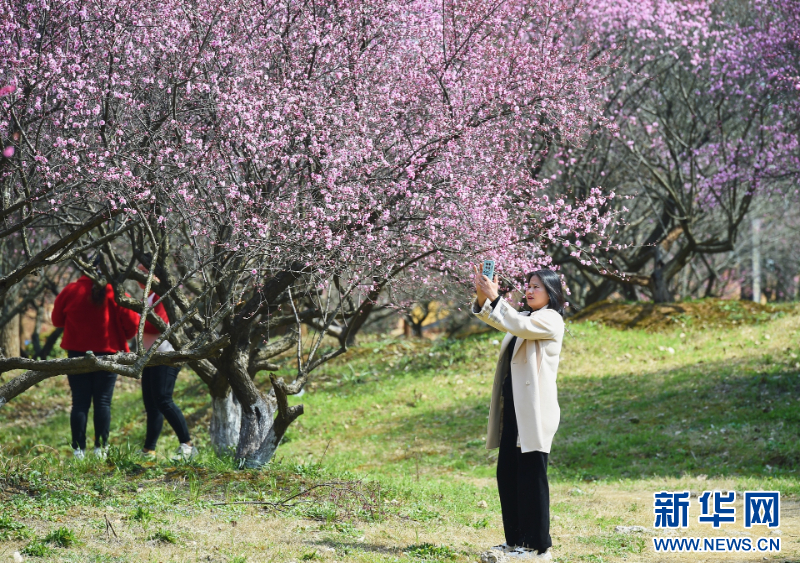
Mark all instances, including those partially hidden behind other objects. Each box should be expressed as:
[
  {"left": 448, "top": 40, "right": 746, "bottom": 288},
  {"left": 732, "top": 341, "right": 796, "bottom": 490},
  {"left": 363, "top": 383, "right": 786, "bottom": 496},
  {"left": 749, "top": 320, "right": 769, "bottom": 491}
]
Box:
[{"left": 51, "top": 276, "right": 140, "bottom": 353}]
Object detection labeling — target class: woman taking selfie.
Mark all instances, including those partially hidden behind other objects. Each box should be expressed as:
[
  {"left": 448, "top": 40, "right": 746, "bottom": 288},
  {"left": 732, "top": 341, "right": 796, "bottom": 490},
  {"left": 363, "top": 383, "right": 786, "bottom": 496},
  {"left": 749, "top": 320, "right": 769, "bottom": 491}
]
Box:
[{"left": 472, "top": 266, "right": 566, "bottom": 561}]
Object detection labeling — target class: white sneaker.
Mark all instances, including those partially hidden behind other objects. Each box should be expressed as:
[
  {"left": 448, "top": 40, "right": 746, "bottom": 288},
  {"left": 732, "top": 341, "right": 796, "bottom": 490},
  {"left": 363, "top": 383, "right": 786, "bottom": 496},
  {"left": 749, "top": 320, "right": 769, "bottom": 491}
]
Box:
[
  {"left": 92, "top": 447, "right": 107, "bottom": 459},
  {"left": 172, "top": 443, "right": 197, "bottom": 461},
  {"left": 73, "top": 448, "right": 85, "bottom": 460},
  {"left": 490, "top": 543, "right": 516, "bottom": 553}
]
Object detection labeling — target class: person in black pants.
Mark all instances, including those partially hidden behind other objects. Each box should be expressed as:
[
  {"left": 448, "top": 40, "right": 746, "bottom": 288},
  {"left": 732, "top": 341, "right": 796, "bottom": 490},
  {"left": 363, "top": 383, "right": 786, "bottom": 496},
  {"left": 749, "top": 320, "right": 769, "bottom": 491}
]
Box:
[
  {"left": 496, "top": 336, "right": 551, "bottom": 554},
  {"left": 51, "top": 275, "right": 140, "bottom": 459},
  {"left": 67, "top": 352, "right": 117, "bottom": 454},
  {"left": 138, "top": 278, "right": 196, "bottom": 460},
  {"left": 473, "top": 267, "right": 566, "bottom": 560},
  {"left": 141, "top": 364, "right": 192, "bottom": 455}
]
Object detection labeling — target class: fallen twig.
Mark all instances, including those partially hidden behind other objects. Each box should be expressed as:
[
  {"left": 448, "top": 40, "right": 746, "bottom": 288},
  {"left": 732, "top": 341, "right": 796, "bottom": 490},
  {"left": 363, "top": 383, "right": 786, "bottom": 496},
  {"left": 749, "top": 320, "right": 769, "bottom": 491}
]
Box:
[{"left": 104, "top": 514, "right": 118, "bottom": 538}]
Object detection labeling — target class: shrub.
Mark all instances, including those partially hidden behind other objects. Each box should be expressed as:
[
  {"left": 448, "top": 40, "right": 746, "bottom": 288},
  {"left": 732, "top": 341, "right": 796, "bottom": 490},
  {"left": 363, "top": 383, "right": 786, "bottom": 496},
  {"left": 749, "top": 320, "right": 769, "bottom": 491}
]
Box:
[
  {"left": 44, "top": 526, "right": 77, "bottom": 548},
  {"left": 147, "top": 528, "right": 177, "bottom": 544},
  {"left": 130, "top": 506, "right": 153, "bottom": 524}
]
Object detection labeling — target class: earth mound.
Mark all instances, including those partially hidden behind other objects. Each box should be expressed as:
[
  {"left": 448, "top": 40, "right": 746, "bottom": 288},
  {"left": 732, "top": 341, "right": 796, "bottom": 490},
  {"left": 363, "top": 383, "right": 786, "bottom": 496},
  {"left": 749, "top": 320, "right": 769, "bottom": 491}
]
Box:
[{"left": 570, "top": 298, "right": 798, "bottom": 332}]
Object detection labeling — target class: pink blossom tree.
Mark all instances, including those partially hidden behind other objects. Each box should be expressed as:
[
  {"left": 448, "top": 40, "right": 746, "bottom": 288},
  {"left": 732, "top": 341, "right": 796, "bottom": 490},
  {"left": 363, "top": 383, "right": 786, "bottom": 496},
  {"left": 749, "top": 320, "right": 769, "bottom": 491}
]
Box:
[
  {"left": 537, "top": 0, "right": 800, "bottom": 304},
  {"left": 0, "top": 0, "right": 619, "bottom": 465}
]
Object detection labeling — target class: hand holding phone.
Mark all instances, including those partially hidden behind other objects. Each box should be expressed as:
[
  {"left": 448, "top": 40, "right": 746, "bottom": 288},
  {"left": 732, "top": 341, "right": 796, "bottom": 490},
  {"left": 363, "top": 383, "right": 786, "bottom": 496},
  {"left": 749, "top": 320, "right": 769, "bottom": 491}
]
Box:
[
  {"left": 474, "top": 261, "right": 499, "bottom": 307},
  {"left": 482, "top": 260, "right": 495, "bottom": 281}
]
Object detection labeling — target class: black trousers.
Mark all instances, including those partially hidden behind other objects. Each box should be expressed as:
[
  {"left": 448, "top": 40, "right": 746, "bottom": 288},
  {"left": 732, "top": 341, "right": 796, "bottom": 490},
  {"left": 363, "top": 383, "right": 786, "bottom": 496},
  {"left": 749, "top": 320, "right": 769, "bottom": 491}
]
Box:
[
  {"left": 66, "top": 351, "right": 117, "bottom": 450},
  {"left": 141, "top": 365, "right": 191, "bottom": 450},
  {"left": 496, "top": 366, "right": 552, "bottom": 553}
]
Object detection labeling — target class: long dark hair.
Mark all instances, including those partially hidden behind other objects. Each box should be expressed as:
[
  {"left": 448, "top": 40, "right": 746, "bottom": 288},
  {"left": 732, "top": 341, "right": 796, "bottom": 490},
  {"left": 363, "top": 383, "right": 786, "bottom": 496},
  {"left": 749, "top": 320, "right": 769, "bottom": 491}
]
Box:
[
  {"left": 524, "top": 268, "right": 566, "bottom": 317},
  {"left": 89, "top": 254, "right": 107, "bottom": 306},
  {"left": 90, "top": 283, "right": 107, "bottom": 306}
]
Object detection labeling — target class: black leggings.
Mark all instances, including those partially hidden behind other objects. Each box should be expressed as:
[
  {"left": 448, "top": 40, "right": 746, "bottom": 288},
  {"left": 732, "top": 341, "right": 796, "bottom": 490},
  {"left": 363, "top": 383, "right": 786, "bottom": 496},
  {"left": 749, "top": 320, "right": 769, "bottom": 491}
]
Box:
[
  {"left": 496, "top": 366, "right": 552, "bottom": 553},
  {"left": 141, "top": 365, "right": 191, "bottom": 450},
  {"left": 66, "top": 351, "right": 117, "bottom": 450}
]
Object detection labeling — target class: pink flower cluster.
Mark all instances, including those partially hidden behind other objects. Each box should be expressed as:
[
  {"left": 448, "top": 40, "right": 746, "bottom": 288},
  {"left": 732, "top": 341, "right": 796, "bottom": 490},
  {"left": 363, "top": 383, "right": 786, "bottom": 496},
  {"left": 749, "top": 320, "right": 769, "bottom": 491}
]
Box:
[{"left": 0, "top": 0, "right": 620, "bottom": 298}]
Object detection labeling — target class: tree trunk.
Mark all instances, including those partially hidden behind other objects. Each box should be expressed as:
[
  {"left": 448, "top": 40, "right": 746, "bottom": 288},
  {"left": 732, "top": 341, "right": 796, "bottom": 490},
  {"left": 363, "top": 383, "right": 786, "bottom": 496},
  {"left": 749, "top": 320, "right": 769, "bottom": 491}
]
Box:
[
  {"left": 0, "top": 314, "right": 20, "bottom": 358},
  {"left": 209, "top": 391, "right": 242, "bottom": 455},
  {"left": 621, "top": 284, "right": 638, "bottom": 301},
  {"left": 752, "top": 218, "right": 762, "bottom": 303},
  {"left": 651, "top": 248, "right": 672, "bottom": 303},
  {"left": 583, "top": 278, "right": 619, "bottom": 306},
  {"left": 680, "top": 262, "right": 690, "bottom": 299},
  {"left": 235, "top": 394, "right": 280, "bottom": 468},
  {"left": 795, "top": 269, "right": 800, "bottom": 301}
]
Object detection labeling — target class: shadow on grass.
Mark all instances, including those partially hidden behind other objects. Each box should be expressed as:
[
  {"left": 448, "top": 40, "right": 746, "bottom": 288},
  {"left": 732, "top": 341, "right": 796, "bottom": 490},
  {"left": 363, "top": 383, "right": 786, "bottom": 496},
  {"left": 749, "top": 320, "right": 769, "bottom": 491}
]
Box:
[{"left": 361, "top": 355, "right": 799, "bottom": 482}]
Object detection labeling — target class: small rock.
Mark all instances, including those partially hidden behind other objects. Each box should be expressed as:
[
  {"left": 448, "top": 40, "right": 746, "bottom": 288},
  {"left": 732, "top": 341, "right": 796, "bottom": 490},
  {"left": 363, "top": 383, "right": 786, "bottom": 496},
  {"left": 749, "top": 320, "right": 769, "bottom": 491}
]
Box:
[
  {"left": 680, "top": 333, "right": 685, "bottom": 338},
  {"left": 13, "top": 552, "right": 24, "bottom": 563},
  {"left": 492, "top": 340, "right": 500, "bottom": 346},
  {"left": 764, "top": 334, "right": 771, "bottom": 340},
  {"left": 477, "top": 500, "right": 488, "bottom": 508},
  {"left": 481, "top": 551, "right": 509, "bottom": 563},
  {"left": 770, "top": 530, "right": 781, "bottom": 535},
  {"left": 615, "top": 525, "right": 647, "bottom": 533},
  {"left": 667, "top": 347, "right": 675, "bottom": 354}
]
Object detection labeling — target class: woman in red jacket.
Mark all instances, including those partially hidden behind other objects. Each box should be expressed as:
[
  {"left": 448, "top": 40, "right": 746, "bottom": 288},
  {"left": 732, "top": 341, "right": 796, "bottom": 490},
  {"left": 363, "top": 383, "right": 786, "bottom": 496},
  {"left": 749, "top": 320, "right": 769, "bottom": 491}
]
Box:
[{"left": 51, "top": 276, "right": 139, "bottom": 459}]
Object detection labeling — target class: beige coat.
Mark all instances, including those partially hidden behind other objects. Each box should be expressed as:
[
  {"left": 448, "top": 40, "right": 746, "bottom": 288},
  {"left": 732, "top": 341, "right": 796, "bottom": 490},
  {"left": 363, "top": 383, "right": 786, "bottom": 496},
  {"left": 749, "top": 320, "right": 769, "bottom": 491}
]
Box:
[{"left": 472, "top": 297, "right": 564, "bottom": 453}]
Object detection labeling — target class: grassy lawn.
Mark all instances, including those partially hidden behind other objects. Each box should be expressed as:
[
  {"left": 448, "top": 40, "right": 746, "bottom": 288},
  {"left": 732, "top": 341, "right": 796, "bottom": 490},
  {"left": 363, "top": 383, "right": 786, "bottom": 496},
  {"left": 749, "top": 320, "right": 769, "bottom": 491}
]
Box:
[{"left": 1, "top": 304, "right": 799, "bottom": 562}]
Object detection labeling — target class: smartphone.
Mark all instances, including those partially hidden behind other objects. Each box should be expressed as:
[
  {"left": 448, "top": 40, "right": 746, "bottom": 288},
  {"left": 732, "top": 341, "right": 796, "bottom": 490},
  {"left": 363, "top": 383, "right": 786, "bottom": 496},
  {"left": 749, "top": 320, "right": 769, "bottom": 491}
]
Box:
[{"left": 482, "top": 259, "right": 495, "bottom": 280}]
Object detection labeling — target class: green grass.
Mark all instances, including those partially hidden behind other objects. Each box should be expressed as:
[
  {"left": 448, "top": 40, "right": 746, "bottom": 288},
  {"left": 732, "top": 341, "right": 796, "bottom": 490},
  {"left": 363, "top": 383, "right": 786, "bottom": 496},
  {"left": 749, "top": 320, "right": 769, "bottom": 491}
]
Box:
[
  {"left": 0, "top": 303, "right": 799, "bottom": 561},
  {"left": 0, "top": 511, "right": 29, "bottom": 540},
  {"left": 275, "top": 319, "right": 800, "bottom": 487},
  {"left": 405, "top": 542, "right": 457, "bottom": 560},
  {"left": 21, "top": 539, "right": 53, "bottom": 557}
]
